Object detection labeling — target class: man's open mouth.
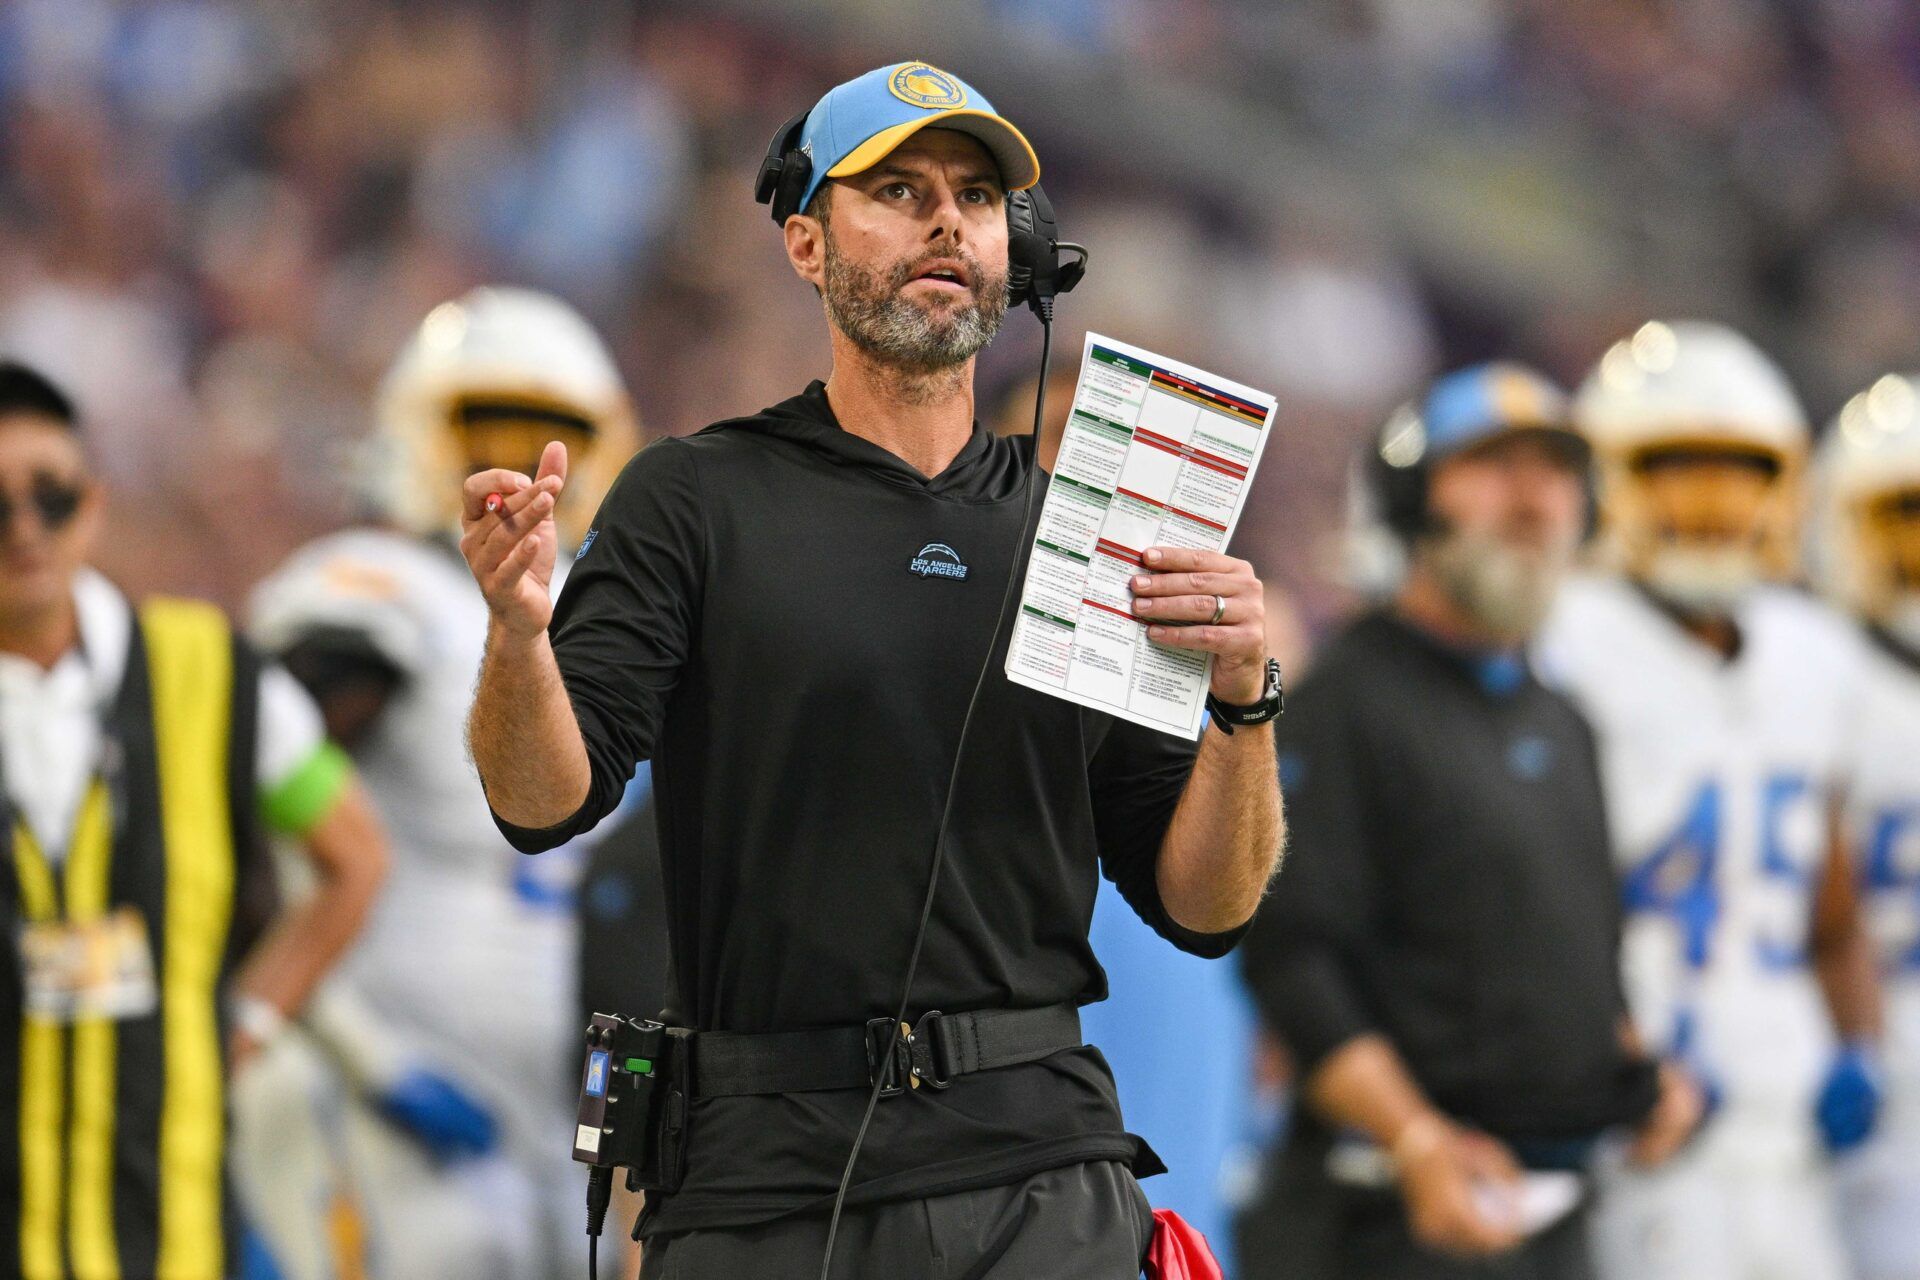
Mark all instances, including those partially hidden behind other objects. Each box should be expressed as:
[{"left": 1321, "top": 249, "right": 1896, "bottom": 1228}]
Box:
[{"left": 909, "top": 259, "right": 972, "bottom": 290}]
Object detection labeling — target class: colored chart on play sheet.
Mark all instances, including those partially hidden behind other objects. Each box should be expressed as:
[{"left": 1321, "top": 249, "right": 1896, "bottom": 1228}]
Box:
[{"left": 1006, "top": 333, "right": 1278, "bottom": 738}]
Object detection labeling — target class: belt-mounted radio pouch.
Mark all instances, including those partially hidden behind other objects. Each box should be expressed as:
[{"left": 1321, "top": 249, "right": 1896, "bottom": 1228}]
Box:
[{"left": 573, "top": 1012, "right": 691, "bottom": 1194}]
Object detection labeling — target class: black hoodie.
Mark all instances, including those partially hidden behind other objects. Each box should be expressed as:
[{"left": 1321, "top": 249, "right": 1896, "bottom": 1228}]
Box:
[{"left": 498, "top": 382, "right": 1245, "bottom": 1236}]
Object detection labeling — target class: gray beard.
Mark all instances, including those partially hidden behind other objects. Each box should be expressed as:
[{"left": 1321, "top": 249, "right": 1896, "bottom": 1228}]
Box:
[
  {"left": 1423, "top": 528, "right": 1573, "bottom": 641},
  {"left": 822, "top": 233, "right": 1008, "bottom": 373}
]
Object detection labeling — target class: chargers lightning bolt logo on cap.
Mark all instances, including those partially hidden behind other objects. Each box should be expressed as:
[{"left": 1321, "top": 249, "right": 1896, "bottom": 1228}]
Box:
[{"left": 889, "top": 64, "right": 967, "bottom": 109}]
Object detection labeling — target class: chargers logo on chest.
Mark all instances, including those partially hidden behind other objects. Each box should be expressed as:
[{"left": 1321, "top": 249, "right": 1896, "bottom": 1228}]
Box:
[{"left": 908, "top": 542, "right": 970, "bottom": 580}]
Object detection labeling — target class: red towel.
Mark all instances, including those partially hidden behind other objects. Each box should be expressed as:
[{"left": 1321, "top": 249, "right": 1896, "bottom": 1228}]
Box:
[{"left": 1143, "top": 1208, "right": 1225, "bottom": 1280}]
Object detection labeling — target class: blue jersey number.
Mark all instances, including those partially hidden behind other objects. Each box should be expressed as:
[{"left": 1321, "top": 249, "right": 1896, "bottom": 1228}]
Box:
[
  {"left": 1623, "top": 781, "right": 1722, "bottom": 970},
  {"left": 1863, "top": 805, "right": 1920, "bottom": 970},
  {"left": 1755, "top": 773, "right": 1817, "bottom": 969},
  {"left": 1623, "top": 773, "right": 1818, "bottom": 972}
]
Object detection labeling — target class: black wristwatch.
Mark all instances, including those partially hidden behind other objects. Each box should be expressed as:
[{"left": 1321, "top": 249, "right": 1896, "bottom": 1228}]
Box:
[{"left": 1205, "top": 657, "right": 1285, "bottom": 735}]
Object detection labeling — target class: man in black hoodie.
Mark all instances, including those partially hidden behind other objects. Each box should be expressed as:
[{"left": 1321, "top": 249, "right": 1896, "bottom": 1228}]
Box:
[
  {"left": 458, "top": 63, "right": 1285, "bottom": 1277},
  {"left": 1236, "top": 366, "right": 1696, "bottom": 1280}
]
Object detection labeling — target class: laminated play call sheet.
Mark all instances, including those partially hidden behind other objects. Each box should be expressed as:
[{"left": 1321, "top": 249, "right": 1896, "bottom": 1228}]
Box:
[{"left": 1005, "top": 333, "right": 1278, "bottom": 738}]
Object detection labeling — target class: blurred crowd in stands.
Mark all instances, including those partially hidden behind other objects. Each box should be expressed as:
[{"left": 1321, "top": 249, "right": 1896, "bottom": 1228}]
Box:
[{"left": 1, "top": 0, "right": 1916, "bottom": 622}]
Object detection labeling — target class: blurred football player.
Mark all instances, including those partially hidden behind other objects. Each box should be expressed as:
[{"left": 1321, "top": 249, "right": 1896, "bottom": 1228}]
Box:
[
  {"left": 1539, "top": 321, "right": 1883, "bottom": 1280},
  {"left": 1813, "top": 374, "right": 1920, "bottom": 1280},
  {"left": 233, "top": 287, "right": 641, "bottom": 1280}
]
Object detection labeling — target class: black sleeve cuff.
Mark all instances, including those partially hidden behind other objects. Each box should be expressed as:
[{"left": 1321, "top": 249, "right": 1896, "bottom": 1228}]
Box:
[
  {"left": 489, "top": 799, "right": 597, "bottom": 854},
  {"left": 1153, "top": 905, "right": 1256, "bottom": 959}
]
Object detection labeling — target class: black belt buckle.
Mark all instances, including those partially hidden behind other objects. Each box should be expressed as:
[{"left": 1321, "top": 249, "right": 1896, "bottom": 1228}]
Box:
[
  {"left": 865, "top": 1018, "right": 911, "bottom": 1097},
  {"left": 910, "top": 1010, "right": 953, "bottom": 1089}
]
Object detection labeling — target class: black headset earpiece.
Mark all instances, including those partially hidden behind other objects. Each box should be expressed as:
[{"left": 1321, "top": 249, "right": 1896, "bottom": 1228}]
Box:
[
  {"left": 1368, "top": 403, "right": 1432, "bottom": 542},
  {"left": 755, "top": 109, "right": 813, "bottom": 225},
  {"left": 1006, "top": 185, "right": 1087, "bottom": 318},
  {"left": 1366, "top": 403, "right": 1603, "bottom": 545}
]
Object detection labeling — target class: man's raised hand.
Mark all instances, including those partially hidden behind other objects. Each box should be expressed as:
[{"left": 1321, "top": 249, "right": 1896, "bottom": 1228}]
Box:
[{"left": 460, "top": 440, "right": 568, "bottom": 639}]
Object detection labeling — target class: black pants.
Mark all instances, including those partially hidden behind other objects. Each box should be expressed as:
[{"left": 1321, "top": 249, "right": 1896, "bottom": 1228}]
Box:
[
  {"left": 638, "top": 1161, "right": 1155, "bottom": 1279},
  {"left": 1236, "top": 1141, "right": 1596, "bottom": 1280}
]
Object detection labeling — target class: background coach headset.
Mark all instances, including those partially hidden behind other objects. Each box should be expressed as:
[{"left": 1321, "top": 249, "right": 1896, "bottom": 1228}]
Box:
[{"left": 1367, "top": 363, "right": 1600, "bottom": 551}]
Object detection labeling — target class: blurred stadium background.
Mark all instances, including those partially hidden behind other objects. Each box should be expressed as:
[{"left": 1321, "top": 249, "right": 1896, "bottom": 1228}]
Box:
[
  {"left": 11, "top": 0, "right": 1919, "bottom": 626},
  {"left": 5, "top": 1, "right": 1918, "bottom": 1268}
]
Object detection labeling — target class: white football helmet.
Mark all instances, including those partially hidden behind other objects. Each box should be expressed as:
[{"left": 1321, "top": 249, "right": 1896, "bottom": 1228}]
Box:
[
  {"left": 1574, "top": 320, "right": 1809, "bottom": 612},
  {"left": 365, "top": 287, "right": 639, "bottom": 545},
  {"left": 1813, "top": 373, "right": 1920, "bottom": 643}
]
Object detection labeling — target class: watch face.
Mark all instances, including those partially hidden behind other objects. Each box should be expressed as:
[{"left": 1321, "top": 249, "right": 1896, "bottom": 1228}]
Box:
[{"left": 1239, "top": 660, "right": 1283, "bottom": 719}]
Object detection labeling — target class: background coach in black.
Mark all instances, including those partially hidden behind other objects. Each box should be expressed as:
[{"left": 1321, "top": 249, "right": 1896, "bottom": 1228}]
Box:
[
  {"left": 1236, "top": 365, "right": 1700, "bottom": 1280},
  {"left": 456, "top": 63, "right": 1284, "bottom": 1278}
]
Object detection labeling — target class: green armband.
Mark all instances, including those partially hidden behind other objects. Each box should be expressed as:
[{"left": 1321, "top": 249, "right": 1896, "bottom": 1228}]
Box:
[{"left": 261, "top": 742, "right": 353, "bottom": 836}]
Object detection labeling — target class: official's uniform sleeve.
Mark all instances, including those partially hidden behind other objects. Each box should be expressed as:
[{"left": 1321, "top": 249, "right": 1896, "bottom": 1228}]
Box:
[
  {"left": 491, "top": 438, "right": 705, "bottom": 852},
  {"left": 1087, "top": 718, "right": 1250, "bottom": 958},
  {"left": 255, "top": 662, "right": 352, "bottom": 837},
  {"left": 1236, "top": 678, "right": 1382, "bottom": 1076}
]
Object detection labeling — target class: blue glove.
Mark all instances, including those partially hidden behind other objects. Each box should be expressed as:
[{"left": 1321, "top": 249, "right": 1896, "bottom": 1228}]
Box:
[
  {"left": 374, "top": 1069, "right": 499, "bottom": 1159},
  {"left": 1815, "top": 1044, "right": 1884, "bottom": 1155}
]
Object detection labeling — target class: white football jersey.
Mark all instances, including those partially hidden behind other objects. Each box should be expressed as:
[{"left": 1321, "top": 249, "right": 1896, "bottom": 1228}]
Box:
[
  {"left": 1845, "top": 632, "right": 1920, "bottom": 1119},
  {"left": 250, "top": 529, "right": 588, "bottom": 1130},
  {"left": 1539, "top": 574, "right": 1865, "bottom": 1157}
]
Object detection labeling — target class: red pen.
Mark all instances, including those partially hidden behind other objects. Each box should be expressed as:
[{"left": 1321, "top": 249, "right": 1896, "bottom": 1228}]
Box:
[{"left": 484, "top": 492, "right": 506, "bottom": 514}]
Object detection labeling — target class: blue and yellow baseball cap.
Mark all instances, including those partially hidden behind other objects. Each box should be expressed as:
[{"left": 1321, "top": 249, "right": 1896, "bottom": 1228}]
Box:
[
  {"left": 1420, "top": 362, "right": 1580, "bottom": 462},
  {"left": 794, "top": 62, "right": 1040, "bottom": 213}
]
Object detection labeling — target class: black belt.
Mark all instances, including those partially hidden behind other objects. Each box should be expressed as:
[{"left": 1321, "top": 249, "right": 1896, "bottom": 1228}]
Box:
[{"left": 691, "top": 1005, "right": 1082, "bottom": 1100}]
